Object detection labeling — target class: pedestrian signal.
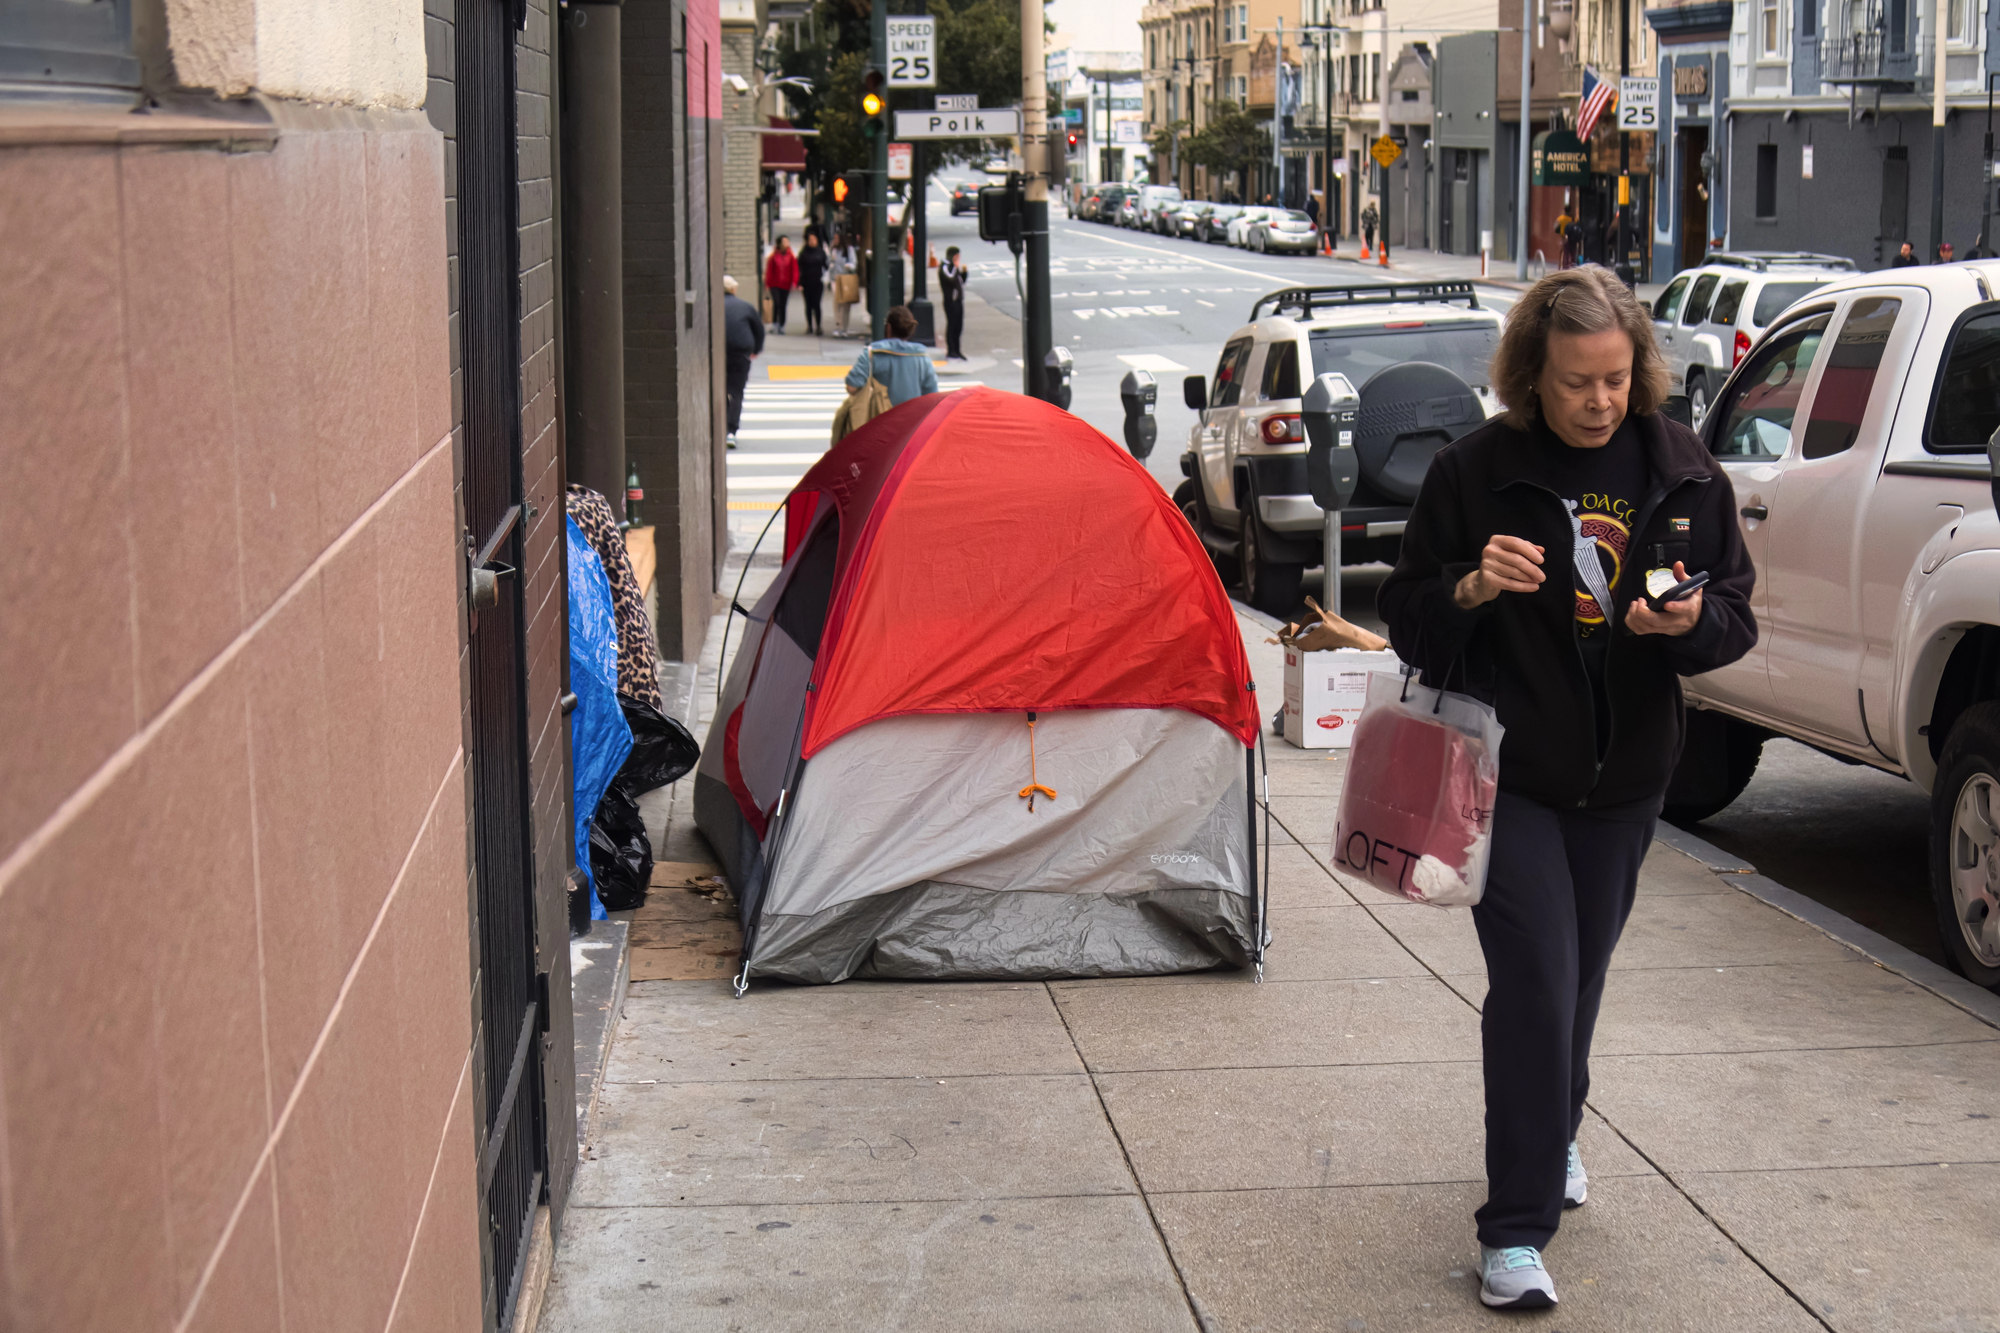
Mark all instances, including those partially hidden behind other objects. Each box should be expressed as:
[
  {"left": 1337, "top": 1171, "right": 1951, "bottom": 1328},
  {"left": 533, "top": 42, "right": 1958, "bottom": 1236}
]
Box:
[{"left": 831, "top": 175, "right": 850, "bottom": 204}]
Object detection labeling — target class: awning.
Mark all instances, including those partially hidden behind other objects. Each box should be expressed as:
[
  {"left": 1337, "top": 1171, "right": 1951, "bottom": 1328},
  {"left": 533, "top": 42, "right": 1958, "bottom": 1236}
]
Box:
[{"left": 761, "top": 117, "right": 808, "bottom": 171}]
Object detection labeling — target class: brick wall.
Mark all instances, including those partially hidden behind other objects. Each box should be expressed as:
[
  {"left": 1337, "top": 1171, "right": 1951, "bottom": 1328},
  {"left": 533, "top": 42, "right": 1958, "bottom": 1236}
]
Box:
[{"left": 721, "top": 21, "right": 762, "bottom": 295}]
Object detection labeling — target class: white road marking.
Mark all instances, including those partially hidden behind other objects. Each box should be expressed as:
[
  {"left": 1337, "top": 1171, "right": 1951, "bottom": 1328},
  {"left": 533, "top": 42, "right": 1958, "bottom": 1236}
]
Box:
[
  {"left": 1118, "top": 353, "right": 1189, "bottom": 372},
  {"left": 733, "top": 429, "right": 834, "bottom": 440},
  {"left": 729, "top": 476, "right": 806, "bottom": 491},
  {"left": 727, "top": 453, "right": 826, "bottom": 465}
]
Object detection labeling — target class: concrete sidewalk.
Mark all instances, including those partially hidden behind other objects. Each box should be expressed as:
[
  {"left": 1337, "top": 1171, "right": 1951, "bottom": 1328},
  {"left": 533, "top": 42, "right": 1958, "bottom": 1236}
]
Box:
[{"left": 542, "top": 557, "right": 1999, "bottom": 1333}]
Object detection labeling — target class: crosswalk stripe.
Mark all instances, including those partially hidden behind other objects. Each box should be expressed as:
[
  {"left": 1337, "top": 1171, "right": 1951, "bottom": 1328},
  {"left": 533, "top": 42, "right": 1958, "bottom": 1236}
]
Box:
[
  {"left": 728, "top": 453, "right": 825, "bottom": 465},
  {"left": 729, "top": 477, "right": 805, "bottom": 491}
]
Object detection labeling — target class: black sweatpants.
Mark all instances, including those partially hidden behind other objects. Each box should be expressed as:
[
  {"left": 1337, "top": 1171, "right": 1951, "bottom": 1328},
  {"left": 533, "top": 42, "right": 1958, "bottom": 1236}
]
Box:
[
  {"left": 800, "top": 279, "right": 824, "bottom": 334},
  {"left": 943, "top": 294, "right": 965, "bottom": 359},
  {"left": 1471, "top": 788, "right": 1656, "bottom": 1250},
  {"left": 725, "top": 353, "right": 753, "bottom": 435}
]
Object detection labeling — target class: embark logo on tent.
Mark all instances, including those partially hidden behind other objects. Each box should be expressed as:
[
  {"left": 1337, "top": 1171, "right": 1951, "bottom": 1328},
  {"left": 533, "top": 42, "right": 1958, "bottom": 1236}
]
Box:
[{"left": 1150, "top": 853, "right": 1205, "bottom": 866}]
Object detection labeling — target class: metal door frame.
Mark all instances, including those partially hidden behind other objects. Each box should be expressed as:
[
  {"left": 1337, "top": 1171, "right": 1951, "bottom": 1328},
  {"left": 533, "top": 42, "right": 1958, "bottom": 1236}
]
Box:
[{"left": 458, "top": 1, "right": 546, "bottom": 1327}]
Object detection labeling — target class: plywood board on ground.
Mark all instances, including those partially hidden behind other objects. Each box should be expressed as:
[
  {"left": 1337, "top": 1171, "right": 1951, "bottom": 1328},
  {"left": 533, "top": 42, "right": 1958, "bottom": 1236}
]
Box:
[{"left": 630, "top": 861, "right": 741, "bottom": 981}]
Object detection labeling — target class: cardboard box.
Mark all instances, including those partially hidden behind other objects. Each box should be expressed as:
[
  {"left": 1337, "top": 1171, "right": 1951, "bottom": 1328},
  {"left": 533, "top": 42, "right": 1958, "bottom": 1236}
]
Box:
[{"left": 1282, "top": 648, "right": 1402, "bottom": 749}]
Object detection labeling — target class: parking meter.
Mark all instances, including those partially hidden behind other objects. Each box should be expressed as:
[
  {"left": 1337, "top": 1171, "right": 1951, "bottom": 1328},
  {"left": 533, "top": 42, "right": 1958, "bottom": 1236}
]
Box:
[
  {"left": 1303, "top": 373, "right": 1361, "bottom": 508},
  {"left": 1302, "top": 372, "right": 1361, "bottom": 615},
  {"left": 1044, "top": 344, "right": 1074, "bottom": 411},
  {"left": 1119, "top": 369, "right": 1158, "bottom": 459}
]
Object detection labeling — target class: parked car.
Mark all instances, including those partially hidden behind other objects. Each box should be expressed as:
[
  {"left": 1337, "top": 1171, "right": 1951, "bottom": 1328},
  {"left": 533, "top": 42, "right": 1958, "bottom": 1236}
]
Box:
[
  {"left": 1116, "top": 194, "right": 1143, "bottom": 228},
  {"left": 1199, "top": 203, "right": 1244, "bottom": 243},
  {"left": 1664, "top": 261, "right": 2000, "bottom": 989},
  {"left": 1132, "top": 184, "right": 1184, "bottom": 233},
  {"left": 1650, "top": 251, "right": 1856, "bottom": 423},
  {"left": 1245, "top": 208, "right": 1320, "bottom": 254},
  {"left": 1225, "top": 206, "right": 1278, "bottom": 248},
  {"left": 1172, "top": 201, "right": 1216, "bottom": 239},
  {"left": 1174, "top": 280, "right": 1503, "bottom": 612},
  {"left": 949, "top": 183, "right": 977, "bottom": 216}
]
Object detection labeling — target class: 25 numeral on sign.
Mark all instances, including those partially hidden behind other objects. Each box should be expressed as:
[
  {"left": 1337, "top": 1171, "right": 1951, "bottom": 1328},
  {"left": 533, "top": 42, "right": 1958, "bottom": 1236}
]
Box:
[{"left": 890, "top": 54, "right": 932, "bottom": 83}]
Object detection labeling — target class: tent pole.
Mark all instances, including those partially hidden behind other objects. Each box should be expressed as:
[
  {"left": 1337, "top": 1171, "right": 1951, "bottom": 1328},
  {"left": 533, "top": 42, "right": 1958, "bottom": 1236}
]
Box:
[{"left": 717, "top": 502, "right": 786, "bottom": 713}]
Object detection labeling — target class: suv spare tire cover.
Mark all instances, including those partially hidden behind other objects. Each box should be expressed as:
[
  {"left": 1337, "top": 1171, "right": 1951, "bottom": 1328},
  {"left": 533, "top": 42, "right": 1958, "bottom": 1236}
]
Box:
[{"left": 1354, "top": 361, "right": 1482, "bottom": 503}]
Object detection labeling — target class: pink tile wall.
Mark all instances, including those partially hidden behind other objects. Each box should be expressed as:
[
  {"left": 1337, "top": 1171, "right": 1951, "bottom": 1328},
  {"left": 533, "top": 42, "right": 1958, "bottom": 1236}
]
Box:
[{"left": 0, "top": 122, "right": 476, "bottom": 1333}]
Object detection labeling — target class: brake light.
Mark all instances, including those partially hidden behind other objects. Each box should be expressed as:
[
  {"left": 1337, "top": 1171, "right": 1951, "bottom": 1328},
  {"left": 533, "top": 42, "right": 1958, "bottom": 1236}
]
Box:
[
  {"left": 1733, "top": 329, "right": 1752, "bottom": 366},
  {"left": 1383, "top": 320, "right": 1425, "bottom": 329},
  {"left": 1261, "top": 414, "right": 1304, "bottom": 443}
]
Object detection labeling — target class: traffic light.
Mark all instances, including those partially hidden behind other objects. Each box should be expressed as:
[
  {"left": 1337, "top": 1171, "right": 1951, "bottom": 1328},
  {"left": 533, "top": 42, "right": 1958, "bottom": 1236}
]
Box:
[
  {"left": 831, "top": 174, "right": 850, "bottom": 205},
  {"left": 860, "top": 69, "right": 886, "bottom": 140},
  {"left": 1066, "top": 130, "right": 1080, "bottom": 154}
]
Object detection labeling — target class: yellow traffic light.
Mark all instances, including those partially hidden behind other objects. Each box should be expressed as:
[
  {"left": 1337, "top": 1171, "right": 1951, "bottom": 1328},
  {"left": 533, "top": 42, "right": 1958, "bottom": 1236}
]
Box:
[{"left": 861, "top": 91, "right": 884, "bottom": 117}]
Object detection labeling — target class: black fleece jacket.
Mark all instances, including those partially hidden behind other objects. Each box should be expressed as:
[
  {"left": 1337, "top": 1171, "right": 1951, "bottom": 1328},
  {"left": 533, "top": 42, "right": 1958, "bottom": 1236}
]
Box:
[{"left": 1378, "top": 409, "right": 1758, "bottom": 810}]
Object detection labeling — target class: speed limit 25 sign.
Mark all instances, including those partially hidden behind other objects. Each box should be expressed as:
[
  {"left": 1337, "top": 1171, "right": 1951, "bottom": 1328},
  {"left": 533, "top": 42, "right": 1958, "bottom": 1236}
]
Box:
[
  {"left": 887, "top": 17, "right": 935, "bottom": 88},
  {"left": 1618, "top": 77, "right": 1658, "bottom": 130}
]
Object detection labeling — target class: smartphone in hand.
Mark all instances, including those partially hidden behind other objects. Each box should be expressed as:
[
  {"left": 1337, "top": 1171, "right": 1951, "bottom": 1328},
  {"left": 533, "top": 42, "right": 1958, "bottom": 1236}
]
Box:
[{"left": 1643, "top": 569, "right": 1709, "bottom": 614}]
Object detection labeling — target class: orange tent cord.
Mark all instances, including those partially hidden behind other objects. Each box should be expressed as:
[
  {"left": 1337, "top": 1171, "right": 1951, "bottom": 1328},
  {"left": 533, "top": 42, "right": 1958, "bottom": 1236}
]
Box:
[{"left": 1018, "top": 711, "right": 1057, "bottom": 812}]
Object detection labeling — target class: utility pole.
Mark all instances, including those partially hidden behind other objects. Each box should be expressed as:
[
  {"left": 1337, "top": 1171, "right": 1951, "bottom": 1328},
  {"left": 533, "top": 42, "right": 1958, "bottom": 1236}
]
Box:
[
  {"left": 1322, "top": 23, "right": 1335, "bottom": 246},
  {"left": 1516, "top": 0, "right": 1532, "bottom": 280},
  {"left": 1275, "top": 18, "right": 1285, "bottom": 205},
  {"left": 910, "top": 141, "right": 932, "bottom": 345},
  {"left": 1615, "top": 0, "right": 1632, "bottom": 285},
  {"left": 869, "top": 0, "right": 889, "bottom": 340},
  {"left": 1021, "top": 0, "right": 1054, "bottom": 400},
  {"left": 1378, "top": 5, "right": 1391, "bottom": 262},
  {"left": 1931, "top": 0, "right": 1948, "bottom": 261}
]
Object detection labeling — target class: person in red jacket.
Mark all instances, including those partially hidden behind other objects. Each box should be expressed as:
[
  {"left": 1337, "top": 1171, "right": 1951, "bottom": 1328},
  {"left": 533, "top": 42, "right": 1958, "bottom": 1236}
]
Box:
[{"left": 764, "top": 236, "right": 798, "bottom": 334}]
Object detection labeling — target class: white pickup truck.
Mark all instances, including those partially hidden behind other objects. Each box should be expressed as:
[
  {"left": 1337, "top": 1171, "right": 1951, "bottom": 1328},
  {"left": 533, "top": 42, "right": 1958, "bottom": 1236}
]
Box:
[{"left": 1664, "top": 264, "right": 2000, "bottom": 990}]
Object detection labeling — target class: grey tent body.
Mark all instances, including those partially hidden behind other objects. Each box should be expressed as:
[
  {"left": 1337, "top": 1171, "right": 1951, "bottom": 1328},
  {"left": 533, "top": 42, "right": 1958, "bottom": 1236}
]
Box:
[{"left": 694, "top": 511, "right": 1262, "bottom": 986}]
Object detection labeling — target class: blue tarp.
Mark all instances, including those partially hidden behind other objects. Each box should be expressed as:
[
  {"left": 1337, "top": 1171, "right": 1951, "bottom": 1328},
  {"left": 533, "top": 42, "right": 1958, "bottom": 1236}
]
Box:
[{"left": 568, "top": 515, "right": 631, "bottom": 920}]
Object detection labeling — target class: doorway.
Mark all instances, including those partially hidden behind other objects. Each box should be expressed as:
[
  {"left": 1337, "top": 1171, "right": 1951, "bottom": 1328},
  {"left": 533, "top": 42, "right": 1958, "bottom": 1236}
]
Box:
[
  {"left": 1678, "top": 125, "right": 1710, "bottom": 272},
  {"left": 458, "top": 0, "right": 546, "bottom": 1326},
  {"left": 1880, "top": 145, "right": 1908, "bottom": 262}
]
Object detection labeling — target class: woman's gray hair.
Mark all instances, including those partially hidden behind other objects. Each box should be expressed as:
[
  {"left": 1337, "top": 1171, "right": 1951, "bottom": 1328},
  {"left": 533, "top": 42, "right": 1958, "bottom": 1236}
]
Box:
[{"left": 1488, "top": 264, "right": 1673, "bottom": 429}]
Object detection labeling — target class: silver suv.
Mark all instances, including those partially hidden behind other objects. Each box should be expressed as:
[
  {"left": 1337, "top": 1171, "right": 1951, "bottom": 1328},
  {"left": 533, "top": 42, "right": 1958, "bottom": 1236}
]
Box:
[
  {"left": 1175, "top": 281, "right": 1502, "bottom": 613},
  {"left": 1651, "top": 252, "right": 1857, "bottom": 423}
]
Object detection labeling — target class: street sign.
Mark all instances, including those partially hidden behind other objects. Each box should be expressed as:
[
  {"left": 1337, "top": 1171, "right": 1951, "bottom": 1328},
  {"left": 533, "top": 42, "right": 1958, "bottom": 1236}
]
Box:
[
  {"left": 1370, "top": 135, "right": 1401, "bottom": 168},
  {"left": 886, "top": 16, "right": 935, "bottom": 88},
  {"left": 1618, "top": 77, "right": 1659, "bottom": 130},
  {"left": 887, "top": 141, "right": 912, "bottom": 179},
  {"left": 892, "top": 108, "right": 1021, "bottom": 138},
  {"left": 935, "top": 94, "right": 978, "bottom": 111}
]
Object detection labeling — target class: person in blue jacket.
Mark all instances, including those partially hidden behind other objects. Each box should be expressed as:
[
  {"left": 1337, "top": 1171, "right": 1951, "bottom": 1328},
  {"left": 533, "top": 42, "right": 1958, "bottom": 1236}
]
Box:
[{"left": 845, "top": 305, "right": 938, "bottom": 406}]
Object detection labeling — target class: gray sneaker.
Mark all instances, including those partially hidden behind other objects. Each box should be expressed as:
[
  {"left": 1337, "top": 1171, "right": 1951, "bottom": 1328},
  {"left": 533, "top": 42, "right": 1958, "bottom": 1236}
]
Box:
[
  {"left": 1479, "top": 1245, "right": 1558, "bottom": 1309},
  {"left": 1565, "top": 1140, "right": 1587, "bottom": 1208}
]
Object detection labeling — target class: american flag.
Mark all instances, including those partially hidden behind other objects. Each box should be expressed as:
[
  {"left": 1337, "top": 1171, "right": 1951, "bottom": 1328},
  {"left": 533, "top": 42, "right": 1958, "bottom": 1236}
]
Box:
[{"left": 1576, "top": 66, "right": 1616, "bottom": 142}]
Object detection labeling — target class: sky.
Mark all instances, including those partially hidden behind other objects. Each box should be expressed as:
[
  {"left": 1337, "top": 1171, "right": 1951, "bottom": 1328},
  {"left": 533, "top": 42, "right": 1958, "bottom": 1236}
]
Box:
[{"left": 1047, "top": 0, "right": 1144, "bottom": 57}]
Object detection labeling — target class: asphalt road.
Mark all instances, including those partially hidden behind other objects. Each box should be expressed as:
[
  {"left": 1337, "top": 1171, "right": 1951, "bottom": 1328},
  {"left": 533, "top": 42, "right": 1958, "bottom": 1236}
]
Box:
[{"left": 917, "top": 170, "right": 1957, "bottom": 977}]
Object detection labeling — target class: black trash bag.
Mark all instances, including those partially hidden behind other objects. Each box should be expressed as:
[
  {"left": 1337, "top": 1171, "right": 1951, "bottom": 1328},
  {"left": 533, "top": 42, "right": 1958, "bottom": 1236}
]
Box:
[
  {"left": 614, "top": 694, "right": 701, "bottom": 798},
  {"left": 588, "top": 785, "right": 653, "bottom": 912}
]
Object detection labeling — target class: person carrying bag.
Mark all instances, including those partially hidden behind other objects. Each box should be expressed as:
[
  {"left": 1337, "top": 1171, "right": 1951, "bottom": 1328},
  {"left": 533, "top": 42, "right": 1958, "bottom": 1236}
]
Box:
[
  {"left": 831, "top": 305, "right": 937, "bottom": 442},
  {"left": 1377, "top": 265, "right": 1756, "bottom": 1312}
]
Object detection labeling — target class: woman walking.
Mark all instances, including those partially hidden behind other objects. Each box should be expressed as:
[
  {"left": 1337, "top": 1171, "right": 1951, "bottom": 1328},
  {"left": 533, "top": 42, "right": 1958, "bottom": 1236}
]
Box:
[
  {"left": 763, "top": 236, "right": 798, "bottom": 334},
  {"left": 828, "top": 230, "right": 859, "bottom": 338},
  {"left": 797, "top": 232, "right": 827, "bottom": 336},
  {"left": 1379, "top": 266, "right": 1756, "bottom": 1310}
]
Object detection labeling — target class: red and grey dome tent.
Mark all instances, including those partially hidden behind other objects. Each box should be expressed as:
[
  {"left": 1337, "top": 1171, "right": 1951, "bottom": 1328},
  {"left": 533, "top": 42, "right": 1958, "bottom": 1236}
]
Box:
[{"left": 694, "top": 386, "right": 1264, "bottom": 986}]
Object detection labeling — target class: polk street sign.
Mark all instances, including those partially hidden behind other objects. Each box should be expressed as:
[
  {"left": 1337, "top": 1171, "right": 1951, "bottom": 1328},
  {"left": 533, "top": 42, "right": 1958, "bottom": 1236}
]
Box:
[
  {"left": 886, "top": 17, "right": 935, "bottom": 87},
  {"left": 892, "top": 108, "right": 1021, "bottom": 138}
]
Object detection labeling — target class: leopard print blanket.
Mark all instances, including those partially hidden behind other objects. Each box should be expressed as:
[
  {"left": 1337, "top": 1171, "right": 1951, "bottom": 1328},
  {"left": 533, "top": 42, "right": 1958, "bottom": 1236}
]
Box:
[{"left": 565, "top": 486, "right": 663, "bottom": 711}]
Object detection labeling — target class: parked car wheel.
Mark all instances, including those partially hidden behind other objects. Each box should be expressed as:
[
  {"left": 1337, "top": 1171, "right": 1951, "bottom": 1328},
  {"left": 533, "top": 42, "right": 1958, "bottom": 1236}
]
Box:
[
  {"left": 1661, "top": 710, "right": 1767, "bottom": 825},
  {"left": 1688, "top": 371, "right": 1712, "bottom": 427},
  {"left": 1174, "top": 480, "right": 1200, "bottom": 530},
  {"left": 1239, "top": 514, "right": 1304, "bottom": 616},
  {"left": 1930, "top": 701, "right": 2000, "bottom": 990}
]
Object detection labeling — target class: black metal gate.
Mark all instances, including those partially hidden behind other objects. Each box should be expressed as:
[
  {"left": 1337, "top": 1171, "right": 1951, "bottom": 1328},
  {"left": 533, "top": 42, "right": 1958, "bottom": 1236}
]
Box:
[{"left": 458, "top": 1, "right": 544, "bottom": 1326}]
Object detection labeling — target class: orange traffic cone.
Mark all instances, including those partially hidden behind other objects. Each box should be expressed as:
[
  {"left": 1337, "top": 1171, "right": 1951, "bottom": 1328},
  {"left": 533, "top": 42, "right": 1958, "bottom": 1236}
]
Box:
[
  {"left": 1377, "top": 244, "right": 1389, "bottom": 268},
  {"left": 1359, "top": 241, "right": 1371, "bottom": 260}
]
